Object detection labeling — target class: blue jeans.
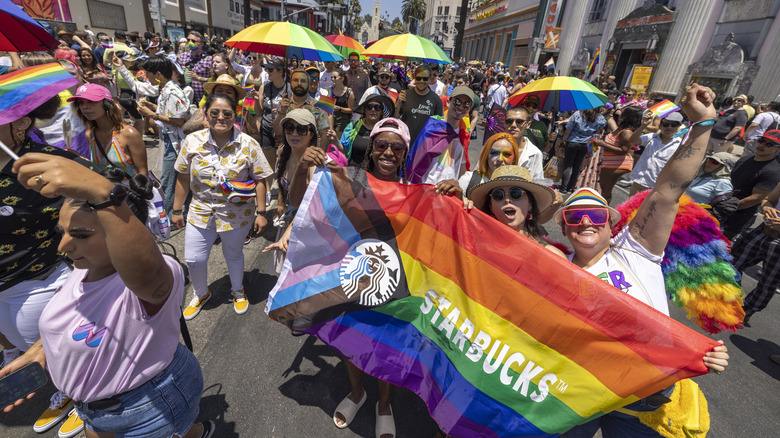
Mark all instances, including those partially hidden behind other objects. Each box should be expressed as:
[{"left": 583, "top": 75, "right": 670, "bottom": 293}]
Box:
[
  {"left": 160, "top": 134, "right": 179, "bottom": 215},
  {"left": 561, "top": 385, "right": 674, "bottom": 438},
  {"left": 75, "top": 344, "right": 203, "bottom": 437}
]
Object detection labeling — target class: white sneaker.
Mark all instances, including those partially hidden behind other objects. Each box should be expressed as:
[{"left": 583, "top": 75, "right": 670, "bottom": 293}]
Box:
[{"left": 1, "top": 348, "right": 20, "bottom": 369}]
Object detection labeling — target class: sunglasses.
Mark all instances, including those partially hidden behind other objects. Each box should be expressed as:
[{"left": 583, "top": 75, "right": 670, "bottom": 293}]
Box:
[
  {"left": 562, "top": 208, "right": 610, "bottom": 226},
  {"left": 283, "top": 123, "right": 311, "bottom": 135},
  {"left": 452, "top": 98, "right": 472, "bottom": 109},
  {"left": 416, "top": 76, "right": 430, "bottom": 81},
  {"left": 660, "top": 121, "right": 681, "bottom": 128},
  {"left": 365, "top": 103, "right": 383, "bottom": 112},
  {"left": 208, "top": 109, "right": 235, "bottom": 119},
  {"left": 505, "top": 117, "right": 529, "bottom": 126},
  {"left": 378, "top": 74, "right": 391, "bottom": 79},
  {"left": 373, "top": 139, "right": 406, "bottom": 154},
  {"left": 524, "top": 102, "right": 539, "bottom": 109},
  {"left": 758, "top": 137, "right": 780, "bottom": 147},
  {"left": 187, "top": 39, "right": 200, "bottom": 43},
  {"left": 490, "top": 187, "right": 525, "bottom": 202},
  {"left": 706, "top": 158, "right": 723, "bottom": 165},
  {"left": 349, "top": 58, "right": 359, "bottom": 62}
]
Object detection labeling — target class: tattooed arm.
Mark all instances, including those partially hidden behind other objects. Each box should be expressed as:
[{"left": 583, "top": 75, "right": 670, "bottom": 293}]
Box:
[{"left": 629, "top": 84, "right": 717, "bottom": 255}]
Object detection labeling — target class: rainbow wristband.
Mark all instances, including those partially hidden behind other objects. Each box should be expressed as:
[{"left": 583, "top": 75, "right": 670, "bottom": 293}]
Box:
[{"left": 680, "top": 118, "right": 716, "bottom": 144}]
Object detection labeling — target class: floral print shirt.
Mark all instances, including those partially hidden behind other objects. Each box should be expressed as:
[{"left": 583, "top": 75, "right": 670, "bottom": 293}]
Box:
[
  {"left": 157, "top": 80, "right": 190, "bottom": 153},
  {"left": 175, "top": 128, "right": 273, "bottom": 231},
  {"left": 1, "top": 140, "right": 95, "bottom": 290}
]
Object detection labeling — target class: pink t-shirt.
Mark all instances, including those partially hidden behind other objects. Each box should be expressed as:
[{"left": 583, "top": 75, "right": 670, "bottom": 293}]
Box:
[{"left": 39, "top": 256, "right": 184, "bottom": 402}]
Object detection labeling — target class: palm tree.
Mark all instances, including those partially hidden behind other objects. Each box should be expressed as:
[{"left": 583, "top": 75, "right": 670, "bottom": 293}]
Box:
[{"left": 401, "top": 0, "right": 426, "bottom": 34}]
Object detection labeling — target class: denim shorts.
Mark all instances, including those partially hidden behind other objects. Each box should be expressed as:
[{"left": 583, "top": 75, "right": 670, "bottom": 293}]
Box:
[{"left": 75, "top": 343, "right": 203, "bottom": 437}]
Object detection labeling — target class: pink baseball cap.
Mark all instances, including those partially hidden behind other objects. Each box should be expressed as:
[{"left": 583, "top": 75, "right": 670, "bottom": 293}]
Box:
[
  {"left": 369, "top": 118, "right": 411, "bottom": 149},
  {"left": 67, "top": 83, "right": 112, "bottom": 102}
]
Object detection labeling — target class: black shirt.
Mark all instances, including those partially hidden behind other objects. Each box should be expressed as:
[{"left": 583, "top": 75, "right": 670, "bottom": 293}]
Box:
[
  {"left": 348, "top": 123, "right": 373, "bottom": 168},
  {"left": 730, "top": 155, "right": 780, "bottom": 216},
  {"left": 1, "top": 140, "right": 95, "bottom": 291},
  {"left": 711, "top": 109, "right": 749, "bottom": 140},
  {"left": 400, "top": 88, "right": 444, "bottom": 143}
]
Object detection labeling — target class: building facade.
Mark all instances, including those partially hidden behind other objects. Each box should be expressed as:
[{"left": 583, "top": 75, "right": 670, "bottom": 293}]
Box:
[
  {"left": 556, "top": 0, "right": 780, "bottom": 103},
  {"left": 420, "top": 0, "right": 462, "bottom": 57},
  {"left": 462, "top": 0, "right": 542, "bottom": 67}
]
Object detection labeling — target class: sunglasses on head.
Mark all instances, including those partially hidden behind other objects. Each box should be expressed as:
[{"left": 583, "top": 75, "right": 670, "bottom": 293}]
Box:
[
  {"left": 283, "top": 123, "right": 311, "bottom": 135},
  {"left": 661, "top": 121, "right": 681, "bottom": 128},
  {"left": 207, "top": 109, "right": 235, "bottom": 119},
  {"left": 416, "top": 76, "right": 430, "bottom": 81},
  {"left": 490, "top": 187, "right": 525, "bottom": 202},
  {"left": 373, "top": 139, "right": 406, "bottom": 154},
  {"left": 562, "top": 208, "right": 610, "bottom": 226}
]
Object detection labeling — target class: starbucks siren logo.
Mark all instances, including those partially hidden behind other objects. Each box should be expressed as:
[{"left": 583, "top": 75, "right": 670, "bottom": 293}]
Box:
[{"left": 339, "top": 239, "right": 400, "bottom": 306}]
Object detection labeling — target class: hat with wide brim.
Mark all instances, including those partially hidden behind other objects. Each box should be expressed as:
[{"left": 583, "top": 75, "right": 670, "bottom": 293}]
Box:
[
  {"left": 552, "top": 187, "right": 621, "bottom": 226},
  {"left": 468, "top": 166, "right": 556, "bottom": 213},
  {"left": 354, "top": 94, "right": 394, "bottom": 119},
  {"left": 203, "top": 74, "right": 247, "bottom": 100}
]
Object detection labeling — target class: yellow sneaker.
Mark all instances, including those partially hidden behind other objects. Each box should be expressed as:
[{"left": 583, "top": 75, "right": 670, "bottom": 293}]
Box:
[
  {"left": 183, "top": 290, "right": 211, "bottom": 320},
  {"left": 57, "top": 409, "right": 84, "bottom": 438},
  {"left": 232, "top": 289, "right": 248, "bottom": 314},
  {"left": 33, "top": 391, "right": 72, "bottom": 433}
]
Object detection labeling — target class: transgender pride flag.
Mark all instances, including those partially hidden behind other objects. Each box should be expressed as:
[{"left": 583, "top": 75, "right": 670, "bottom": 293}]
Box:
[{"left": 266, "top": 167, "right": 719, "bottom": 437}]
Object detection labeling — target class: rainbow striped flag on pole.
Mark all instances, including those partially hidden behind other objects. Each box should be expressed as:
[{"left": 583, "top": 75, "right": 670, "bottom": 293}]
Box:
[
  {"left": 544, "top": 57, "right": 555, "bottom": 70},
  {"left": 647, "top": 99, "right": 681, "bottom": 118},
  {"left": 314, "top": 95, "right": 336, "bottom": 115},
  {"left": 0, "top": 63, "right": 79, "bottom": 125},
  {"left": 266, "top": 167, "right": 719, "bottom": 437},
  {"left": 586, "top": 45, "right": 600, "bottom": 78}
]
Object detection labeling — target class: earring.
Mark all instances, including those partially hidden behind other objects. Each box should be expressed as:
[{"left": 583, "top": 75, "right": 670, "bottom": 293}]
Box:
[
  {"left": 526, "top": 214, "right": 532, "bottom": 221},
  {"left": 15, "top": 130, "right": 25, "bottom": 142}
]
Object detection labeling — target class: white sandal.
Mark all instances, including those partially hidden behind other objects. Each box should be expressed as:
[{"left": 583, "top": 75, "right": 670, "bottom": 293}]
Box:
[
  {"left": 375, "top": 401, "right": 395, "bottom": 438},
  {"left": 333, "top": 390, "right": 367, "bottom": 429}
]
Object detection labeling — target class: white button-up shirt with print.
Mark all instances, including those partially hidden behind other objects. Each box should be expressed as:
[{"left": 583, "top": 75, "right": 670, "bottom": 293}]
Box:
[{"left": 175, "top": 128, "right": 273, "bottom": 231}]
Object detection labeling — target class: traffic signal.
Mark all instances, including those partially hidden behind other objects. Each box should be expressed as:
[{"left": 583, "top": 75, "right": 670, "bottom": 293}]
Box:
[{"left": 379, "top": 23, "right": 384, "bottom": 31}]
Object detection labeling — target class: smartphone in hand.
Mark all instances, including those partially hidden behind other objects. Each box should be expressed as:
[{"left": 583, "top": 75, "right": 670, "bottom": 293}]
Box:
[{"left": 0, "top": 362, "right": 48, "bottom": 408}]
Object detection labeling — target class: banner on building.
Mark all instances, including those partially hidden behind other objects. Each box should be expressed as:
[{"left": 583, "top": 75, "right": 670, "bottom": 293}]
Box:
[
  {"left": 544, "top": 0, "right": 562, "bottom": 35},
  {"left": 544, "top": 27, "right": 562, "bottom": 50},
  {"left": 630, "top": 66, "right": 654, "bottom": 91}
]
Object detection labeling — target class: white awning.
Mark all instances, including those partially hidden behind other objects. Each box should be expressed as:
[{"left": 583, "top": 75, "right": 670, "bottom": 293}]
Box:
[{"left": 313, "top": 11, "right": 327, "bottom": 18}]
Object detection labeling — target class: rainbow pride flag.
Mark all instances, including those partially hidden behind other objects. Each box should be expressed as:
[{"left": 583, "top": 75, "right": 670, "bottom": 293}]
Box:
[
  {"left": 544, "top": 57, "right": 555, "bottom": 70},
  {"left": 266, "top": 167, "right": 719, "bottom": 437},
  {"left": 314, "top": 95, "right": 336, "bottom": 115},
  {"left": 586, "top": 45, "right": 600, "bottom": 78},
  {"left": 0, "top": 63, "right": 79, "bottom": 125},
  {"left": 404, "top": 117, "right": 458, "bottom": 184},
  {"left": 647, "top": 99, "right": 681, "bottom": 118}
]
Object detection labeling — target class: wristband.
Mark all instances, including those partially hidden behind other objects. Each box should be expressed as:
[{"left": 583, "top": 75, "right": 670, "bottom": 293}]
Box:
[
  {"left": 171, "top": 209, "right": 183, "bottom": 215},
  {"left": 690, "top": 119, "right": 716, "bottom": 127},
  {"left": 256, "top": 210, "right": 266, "bottom": 215}
]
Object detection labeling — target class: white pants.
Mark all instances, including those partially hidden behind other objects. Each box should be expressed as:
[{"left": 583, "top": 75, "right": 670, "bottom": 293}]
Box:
[
  {"left": 0, "top": 263, "right": 71, "bottom": 350},
  {"left": 184, "top": 220, "right": 250, "bottom": 298}
]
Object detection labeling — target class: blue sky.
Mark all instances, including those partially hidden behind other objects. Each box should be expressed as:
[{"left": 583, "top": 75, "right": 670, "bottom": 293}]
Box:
[{"left": 359, "top": 0, "right": 402, "bottom": 23}]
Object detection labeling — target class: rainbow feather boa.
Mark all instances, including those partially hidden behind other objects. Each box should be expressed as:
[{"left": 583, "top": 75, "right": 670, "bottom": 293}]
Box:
[{"left": 612, "top": 191, "right": 745, "bottom": 334}]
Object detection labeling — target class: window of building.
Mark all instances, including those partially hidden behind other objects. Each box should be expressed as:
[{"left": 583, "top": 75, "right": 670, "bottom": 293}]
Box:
[
  {"left": 457, "top": 7, "right": 461, "bottom": 16},
  {"left": 438, "top": 6, "right": 443, "bottom": 15},
  {"left": 444, "top": 6, "right": 449, "bottom": 16},
  {"left": 588, "top": 0, "right": 607, "bottom": 22},
  {"left": 86, "top": 0, "right": 127, "bottom": 30},
  {"left": 230, "top": 0, "right": 234, "bottom": 12},
  {"left": 442, "top": 22, "right": 448, "bottom": 33},
  {"left": 435, "top": 22, "right": 441, "bottom": 30}
]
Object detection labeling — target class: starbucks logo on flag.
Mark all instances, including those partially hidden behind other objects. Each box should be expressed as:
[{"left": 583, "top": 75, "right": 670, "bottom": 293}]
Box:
[{"left": 340, "top": 239, "right": 400, "bottom": 306}]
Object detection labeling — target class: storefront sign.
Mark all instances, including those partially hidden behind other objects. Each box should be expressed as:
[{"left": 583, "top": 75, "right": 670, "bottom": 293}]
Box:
[
  {"left": 617, "top": 14, "right": 673, "bottom": 28},
  {"left": 468, "top": 3, "right": 507, "bottom": 23},
  {"left": 604, "top": 54, "right": 616, "bottom": 75},
  {"left": 545, "top": 27, "right": 562, "bottom": 50},
  {"left": 630, "top": 65, "right": 654, "bottom": 91}
]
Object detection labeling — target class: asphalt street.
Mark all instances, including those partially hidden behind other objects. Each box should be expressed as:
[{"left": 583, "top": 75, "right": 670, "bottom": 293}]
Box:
[{"left": 1, "top": 125, "right": 778, "bottom": 438}]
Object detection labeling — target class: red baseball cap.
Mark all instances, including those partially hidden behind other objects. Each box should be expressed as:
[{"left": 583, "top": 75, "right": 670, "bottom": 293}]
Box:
[
  {"left": 761, "top": 129, "right": 780, "bottom": 145},
  {"left": 67, "top": 83, "right": 112, "bottom": 103}
]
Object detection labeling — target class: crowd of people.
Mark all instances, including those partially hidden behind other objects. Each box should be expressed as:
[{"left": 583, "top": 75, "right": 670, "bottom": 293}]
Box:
[{"left": 4, "top": 23, "right": 780, "bottom": 438}]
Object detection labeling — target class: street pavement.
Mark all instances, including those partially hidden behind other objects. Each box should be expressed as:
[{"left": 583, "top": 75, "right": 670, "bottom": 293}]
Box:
[{"left": 0, "top": 126, "right": 778, "bottom": 438}]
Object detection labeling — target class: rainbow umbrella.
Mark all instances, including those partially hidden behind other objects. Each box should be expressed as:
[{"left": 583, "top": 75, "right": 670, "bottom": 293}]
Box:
[
  {"left": 225, "top": 21, "right": 343, "bottom": 62},
  {"left": 361, "top": 34, "right": 452, "bottom": 64},
  {"left": 506, "top": 76, "right": 608, "bottom": 112},
  {"left": 0, "top": 0, "right": 58, "bottom": 52},
  {"left": 324, "top": 34, "right": 365, "bottom": 59}
]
